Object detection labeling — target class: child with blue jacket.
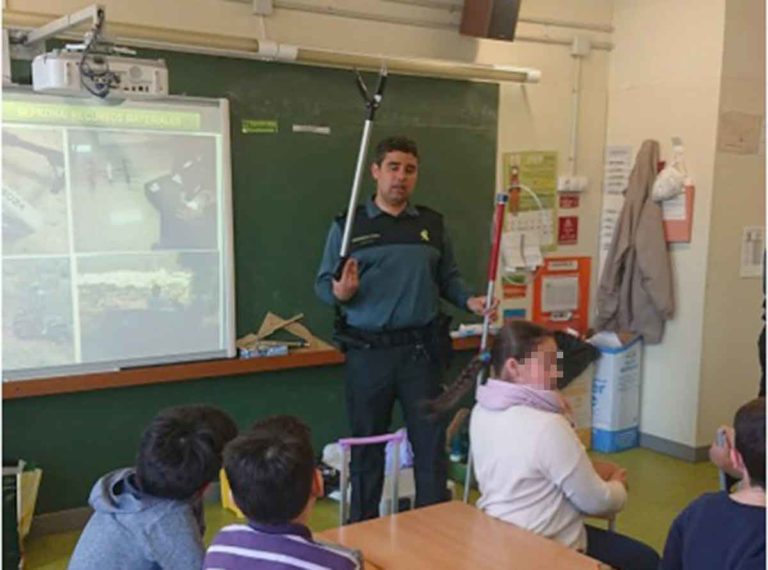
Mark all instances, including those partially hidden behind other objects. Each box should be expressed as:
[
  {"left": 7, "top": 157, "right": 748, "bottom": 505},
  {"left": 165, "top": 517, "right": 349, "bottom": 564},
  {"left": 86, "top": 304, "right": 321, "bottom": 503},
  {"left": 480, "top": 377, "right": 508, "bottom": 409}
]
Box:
[{"left": 68, "top": 404, "right": 237, "bottom": 570}]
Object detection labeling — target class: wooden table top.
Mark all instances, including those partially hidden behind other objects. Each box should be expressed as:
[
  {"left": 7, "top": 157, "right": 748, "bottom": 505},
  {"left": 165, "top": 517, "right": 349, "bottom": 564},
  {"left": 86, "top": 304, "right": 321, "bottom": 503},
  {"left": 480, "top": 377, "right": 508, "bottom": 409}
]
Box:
[{"left": 317, "top": 501, "right": 605, "bottom": 570}]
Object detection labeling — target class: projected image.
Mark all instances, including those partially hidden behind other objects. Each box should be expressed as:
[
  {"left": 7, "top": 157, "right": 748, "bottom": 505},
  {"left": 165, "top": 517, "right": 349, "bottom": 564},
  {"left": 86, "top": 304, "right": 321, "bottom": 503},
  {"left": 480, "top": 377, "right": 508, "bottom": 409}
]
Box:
[
  {"left": 2, "top": 258, "right": 75, "bottom": 370},
  {"left": 3, "top": 91, "right": 233, "bottom": 379},
  {"left": 69, "top": 132, "right": 218, "bottom": 252},
  {"left": 2, "top": 128, "right": 69, "bottom": 255},
  {"left": 77, "top": 252, "right": 221, "bottom": 362}
]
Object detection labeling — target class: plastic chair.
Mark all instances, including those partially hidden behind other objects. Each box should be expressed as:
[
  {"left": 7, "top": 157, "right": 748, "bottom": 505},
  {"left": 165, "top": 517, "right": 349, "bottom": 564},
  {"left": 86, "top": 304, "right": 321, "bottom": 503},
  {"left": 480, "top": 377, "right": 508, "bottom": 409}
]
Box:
[{"left": 337, "top": 431, "right": 406, "bottom": 526}]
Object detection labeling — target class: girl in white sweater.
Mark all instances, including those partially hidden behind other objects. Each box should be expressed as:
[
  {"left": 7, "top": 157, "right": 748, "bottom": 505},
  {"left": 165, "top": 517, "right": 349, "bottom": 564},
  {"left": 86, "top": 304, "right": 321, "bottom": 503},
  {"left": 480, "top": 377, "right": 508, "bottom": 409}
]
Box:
[{"left": 426, "top": 321, "right": 659, "bottom": 570}]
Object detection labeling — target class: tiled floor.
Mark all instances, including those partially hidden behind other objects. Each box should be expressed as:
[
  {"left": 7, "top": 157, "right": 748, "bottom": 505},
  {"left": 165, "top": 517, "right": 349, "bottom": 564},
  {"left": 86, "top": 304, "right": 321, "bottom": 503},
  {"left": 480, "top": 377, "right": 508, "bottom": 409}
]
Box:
[{"left": 24, "top": 448, "right": 719, "bottom": 569}]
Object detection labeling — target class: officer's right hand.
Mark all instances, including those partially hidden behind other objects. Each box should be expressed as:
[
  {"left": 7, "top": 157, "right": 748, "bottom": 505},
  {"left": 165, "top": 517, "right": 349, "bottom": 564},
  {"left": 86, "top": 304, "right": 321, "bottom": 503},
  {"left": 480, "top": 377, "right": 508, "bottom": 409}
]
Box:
[{"left": 332, "top": 258, "right": 359, "bottom": 302}]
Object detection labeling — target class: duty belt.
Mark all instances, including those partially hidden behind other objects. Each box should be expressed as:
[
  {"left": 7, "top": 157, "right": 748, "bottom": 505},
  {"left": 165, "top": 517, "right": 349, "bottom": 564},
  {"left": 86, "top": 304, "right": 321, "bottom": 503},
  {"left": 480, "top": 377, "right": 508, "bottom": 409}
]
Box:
[{"left": 334, "top": 314, "right": 451, "bottom": 351}]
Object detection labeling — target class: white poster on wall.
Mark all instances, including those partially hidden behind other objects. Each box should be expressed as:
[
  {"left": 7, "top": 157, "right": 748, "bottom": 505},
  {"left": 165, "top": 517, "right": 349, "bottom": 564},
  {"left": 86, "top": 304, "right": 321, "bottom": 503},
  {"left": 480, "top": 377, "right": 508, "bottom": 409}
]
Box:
[
  {"left": 541, "top": 276, "right": 580, "bottom": 312},
  {"left": 598, "top": 146, "right": 633, "bottom": 277},
  {"left": 740, "top": 226, "right": 765, "bottom": 278}
]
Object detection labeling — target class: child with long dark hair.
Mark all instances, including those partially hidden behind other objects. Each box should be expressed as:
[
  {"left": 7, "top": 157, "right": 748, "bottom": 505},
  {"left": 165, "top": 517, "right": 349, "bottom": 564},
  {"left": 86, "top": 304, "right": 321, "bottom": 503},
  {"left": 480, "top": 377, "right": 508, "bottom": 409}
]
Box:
[{"left": 426, "top": 320, "right": 659, "bottom": 570}]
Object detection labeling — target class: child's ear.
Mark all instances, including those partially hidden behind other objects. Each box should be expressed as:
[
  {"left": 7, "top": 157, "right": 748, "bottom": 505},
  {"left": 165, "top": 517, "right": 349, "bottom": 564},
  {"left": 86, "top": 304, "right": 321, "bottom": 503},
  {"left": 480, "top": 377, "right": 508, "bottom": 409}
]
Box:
[
  {"left": 311, "top": 468, "right": 324, "bottom": 499},
  {"left": 729, "top": 446, "right": 746, "bottom": 476},
  {"left": 503, "top": 358, "right": 520, "bottom": 380}
]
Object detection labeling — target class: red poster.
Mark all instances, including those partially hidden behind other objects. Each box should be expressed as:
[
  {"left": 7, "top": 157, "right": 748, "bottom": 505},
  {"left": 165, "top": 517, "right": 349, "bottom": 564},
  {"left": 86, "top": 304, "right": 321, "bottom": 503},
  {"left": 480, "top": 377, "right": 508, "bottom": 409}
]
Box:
[
  {"left": 532, "top": 256, "right": 592, "bottom": 335},
  {"left": 558, "top": 216, "right": 579, "bottom": 245},
  {"left": 559, "top": 193, "right": 580, "bottom": 209}
]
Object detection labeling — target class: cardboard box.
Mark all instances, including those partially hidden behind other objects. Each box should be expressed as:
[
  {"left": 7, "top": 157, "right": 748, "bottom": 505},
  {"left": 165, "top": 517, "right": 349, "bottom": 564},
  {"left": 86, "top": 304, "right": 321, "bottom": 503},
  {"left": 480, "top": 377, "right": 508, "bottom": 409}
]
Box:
[
  {"left": 590, "top": 333, "right": 643, "bottom": 453},
  {"left": 562, "top": 363, "right": 593, "bottom": 449}
]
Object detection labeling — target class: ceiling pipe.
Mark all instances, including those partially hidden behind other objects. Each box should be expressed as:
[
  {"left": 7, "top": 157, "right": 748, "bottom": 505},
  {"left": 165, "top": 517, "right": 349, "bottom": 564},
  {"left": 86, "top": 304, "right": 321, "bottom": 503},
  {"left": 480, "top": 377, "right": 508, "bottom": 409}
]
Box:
[{"left": 4, "top": 9, "right": 541, "bottom": 83}]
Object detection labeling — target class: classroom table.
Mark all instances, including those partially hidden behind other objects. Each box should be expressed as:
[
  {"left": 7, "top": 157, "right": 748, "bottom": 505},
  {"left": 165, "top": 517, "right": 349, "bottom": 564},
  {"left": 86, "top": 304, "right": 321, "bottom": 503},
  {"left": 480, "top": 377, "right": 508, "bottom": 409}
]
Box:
[{"left": 317, "top": 501, "right": 607, "bottom": 569}]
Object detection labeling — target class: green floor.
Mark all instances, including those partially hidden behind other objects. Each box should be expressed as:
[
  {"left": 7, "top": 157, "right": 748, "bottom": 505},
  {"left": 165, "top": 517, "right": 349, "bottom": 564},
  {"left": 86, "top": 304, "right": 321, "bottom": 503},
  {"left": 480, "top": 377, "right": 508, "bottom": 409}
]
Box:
[{"left": 24, "top": 448, "right": 718, "bottom": 569}]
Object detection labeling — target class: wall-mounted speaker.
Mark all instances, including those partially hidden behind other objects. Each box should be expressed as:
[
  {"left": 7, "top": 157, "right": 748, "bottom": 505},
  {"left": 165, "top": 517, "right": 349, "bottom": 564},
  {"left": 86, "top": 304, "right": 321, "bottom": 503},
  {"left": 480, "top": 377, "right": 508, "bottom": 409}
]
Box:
[{"left": 460, "top": 0, "right": 522, "bottom": 42}]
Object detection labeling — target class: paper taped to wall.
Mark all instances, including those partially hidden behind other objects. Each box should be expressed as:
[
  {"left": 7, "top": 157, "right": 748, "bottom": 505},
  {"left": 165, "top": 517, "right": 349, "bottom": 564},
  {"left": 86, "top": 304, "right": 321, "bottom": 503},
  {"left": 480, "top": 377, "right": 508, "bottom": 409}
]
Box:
[{"left": 541, "top": 276, "right": 579, "bottom": 312}]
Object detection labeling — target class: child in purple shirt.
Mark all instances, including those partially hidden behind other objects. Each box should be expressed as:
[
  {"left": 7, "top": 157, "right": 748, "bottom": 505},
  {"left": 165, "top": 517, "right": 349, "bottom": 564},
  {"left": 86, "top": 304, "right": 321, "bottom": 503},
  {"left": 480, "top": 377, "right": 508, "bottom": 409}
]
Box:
[{"left": 205, "top": 416, "right": 361, "bottom": 570}]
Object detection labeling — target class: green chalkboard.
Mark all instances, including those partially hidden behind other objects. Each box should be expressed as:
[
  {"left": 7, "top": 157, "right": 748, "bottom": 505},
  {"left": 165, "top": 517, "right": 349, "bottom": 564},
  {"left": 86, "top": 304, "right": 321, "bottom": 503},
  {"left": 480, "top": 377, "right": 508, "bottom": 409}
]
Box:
[
  {"left": 5, "top": 48, "right": 497, "bottom": 513},
  {"left": 150, "top": 50, "right": 499, "bottom": 339},
  {"left": 11, "top": 46, "right": 498, "bottom": 344}
]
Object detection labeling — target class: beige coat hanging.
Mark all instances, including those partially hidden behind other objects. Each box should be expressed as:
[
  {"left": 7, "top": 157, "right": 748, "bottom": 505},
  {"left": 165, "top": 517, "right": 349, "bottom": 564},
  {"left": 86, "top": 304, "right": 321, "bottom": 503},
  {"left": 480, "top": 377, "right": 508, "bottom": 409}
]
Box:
[{"left": 595, "top": 140, "right": 674, "bottom": 344}]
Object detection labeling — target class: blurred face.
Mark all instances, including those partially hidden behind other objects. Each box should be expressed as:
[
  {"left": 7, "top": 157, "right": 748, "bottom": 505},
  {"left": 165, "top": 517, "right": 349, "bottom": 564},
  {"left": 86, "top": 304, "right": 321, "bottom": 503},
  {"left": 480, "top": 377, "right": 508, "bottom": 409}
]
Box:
[
  {"left": 371, "top": 151, "right": 418, "bottom": 209},
  {"left": 502, "top": 337, "right": 562, "bottom": 389}
]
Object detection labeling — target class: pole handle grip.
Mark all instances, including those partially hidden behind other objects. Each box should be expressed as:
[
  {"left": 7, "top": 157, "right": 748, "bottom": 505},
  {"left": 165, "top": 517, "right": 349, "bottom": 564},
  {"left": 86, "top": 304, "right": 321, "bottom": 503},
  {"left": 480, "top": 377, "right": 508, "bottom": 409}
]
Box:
[
  {"left": 487, "top": 194, "right": 508, "bottom": 281},
  {"left": 333, "top": 255, "right": 350, "bottom": 282}
]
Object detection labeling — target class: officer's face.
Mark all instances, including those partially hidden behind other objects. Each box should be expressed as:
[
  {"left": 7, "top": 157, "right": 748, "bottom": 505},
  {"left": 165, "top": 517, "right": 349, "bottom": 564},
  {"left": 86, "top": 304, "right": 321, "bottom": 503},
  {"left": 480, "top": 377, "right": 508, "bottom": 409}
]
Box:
[{"left": 372, "top": 151, "right": 419, "bottom": 208}]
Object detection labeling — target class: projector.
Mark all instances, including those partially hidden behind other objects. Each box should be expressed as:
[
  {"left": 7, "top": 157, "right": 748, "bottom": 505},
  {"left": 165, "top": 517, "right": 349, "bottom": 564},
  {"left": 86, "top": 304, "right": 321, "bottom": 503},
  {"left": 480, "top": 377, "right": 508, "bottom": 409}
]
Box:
[{"left": 32, "top": 50, "right": 169, "bottom": 98}]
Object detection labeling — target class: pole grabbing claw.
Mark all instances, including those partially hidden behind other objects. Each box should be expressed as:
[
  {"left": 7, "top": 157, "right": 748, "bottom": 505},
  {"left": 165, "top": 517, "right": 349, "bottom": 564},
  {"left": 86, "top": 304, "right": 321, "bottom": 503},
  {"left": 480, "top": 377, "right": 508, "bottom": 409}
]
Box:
[{"left": 333, "top": 63, "right": 388, "bottom": 281}]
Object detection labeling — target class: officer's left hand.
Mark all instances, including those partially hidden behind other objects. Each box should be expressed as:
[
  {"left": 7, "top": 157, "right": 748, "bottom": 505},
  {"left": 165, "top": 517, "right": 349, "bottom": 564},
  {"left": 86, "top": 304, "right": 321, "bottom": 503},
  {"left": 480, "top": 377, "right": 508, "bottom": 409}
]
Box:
[{"left": 466, "top": 296, "right": 499, "bottom": 320}]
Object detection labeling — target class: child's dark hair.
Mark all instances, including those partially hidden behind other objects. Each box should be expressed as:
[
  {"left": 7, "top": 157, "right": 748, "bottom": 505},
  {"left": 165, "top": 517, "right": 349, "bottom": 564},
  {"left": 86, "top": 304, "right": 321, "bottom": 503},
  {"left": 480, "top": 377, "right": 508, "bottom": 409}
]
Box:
[
  {"left": 136, "top": 404, "right": 237, "bottom": 500},
  {"left": 734, "top": 397, "right": 766, "bottom": 488},
  {"left": 248, "top": 414, "right": 311, "bottom": 440},
  {"left": 224, "top": 415, "right": 315, "bottom": 525},
  {"left": 373, "top": 136, "right": 419, "bottom": 165},
  {"left": 184, "top": 404, "right": 239, "bottom": 454},
  {"left": 424, "top": 321, "right": 553, "bottom": 417}
]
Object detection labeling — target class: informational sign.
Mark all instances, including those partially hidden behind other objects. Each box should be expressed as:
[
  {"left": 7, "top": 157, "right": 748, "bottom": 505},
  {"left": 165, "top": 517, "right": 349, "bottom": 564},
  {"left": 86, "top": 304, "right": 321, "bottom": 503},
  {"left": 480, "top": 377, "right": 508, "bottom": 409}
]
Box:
[
  {"left": 532, "top": 256, "right": 592, "bottom": 335},
  {"left": 558, "top": 216, "right": 579, "bottom": 245},
  {"left": 662, "top": 184, "right": 695, "bottom": 243},
  {"left": 541, "top": 276, "right": 579, "bottom": 312},
  {"left": 559, "top": 193, "right": 580, "bottom": 209},
  {"left": 503, "top": 151, "right": 558, "bottom": 250},
  {"left": 718, "top": 111, "right": 762, "bottom": 155},
  {"left": 599, "top": 145, "right": 633, "bottom": 276},
  {"left": 740, "top": 226, "right": 765, "bottom": 278}
]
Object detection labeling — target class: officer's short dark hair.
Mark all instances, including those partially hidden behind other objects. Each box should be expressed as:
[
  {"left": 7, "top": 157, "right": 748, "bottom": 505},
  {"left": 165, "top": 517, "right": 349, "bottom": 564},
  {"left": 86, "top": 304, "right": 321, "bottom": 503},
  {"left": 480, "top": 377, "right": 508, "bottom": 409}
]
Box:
[
  {"left": 373, "top": 136, "right": 419, "bottom": 165},
  {"left": 224, "top": 416, "right": 315, "bottom": 525},
  {"left": 136, "top": 405, "right": 237, "bottom": 500},
  {"left": 735, "top": 397, "right": 766, "bottom": 488}
]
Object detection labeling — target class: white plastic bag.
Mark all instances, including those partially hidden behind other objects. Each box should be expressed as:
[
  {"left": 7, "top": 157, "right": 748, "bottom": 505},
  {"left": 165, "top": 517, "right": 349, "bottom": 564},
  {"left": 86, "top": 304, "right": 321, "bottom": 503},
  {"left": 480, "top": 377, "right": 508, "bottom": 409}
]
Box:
[
  {"left": 652, "top": 139, "right": 691, "bottom": 202},
  {"left": 652, "top": 163, "right": 686, "bottom": 201}
]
